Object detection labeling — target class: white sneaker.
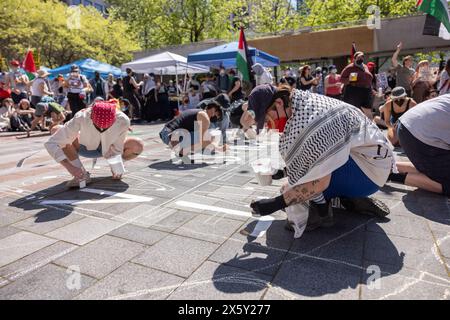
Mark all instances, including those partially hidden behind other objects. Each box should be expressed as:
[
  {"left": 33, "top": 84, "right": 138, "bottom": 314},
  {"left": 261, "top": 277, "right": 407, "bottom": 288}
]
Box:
[{"left": 66, "top": 172, "right": 91, "bottom": 188}]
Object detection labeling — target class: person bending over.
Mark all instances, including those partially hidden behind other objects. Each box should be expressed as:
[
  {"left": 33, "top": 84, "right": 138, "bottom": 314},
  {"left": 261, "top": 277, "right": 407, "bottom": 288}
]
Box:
[
  {"left": 44, "top": 101, "right": 144, "bottom": 188},
  {"left": 389, "top": 95, "right": 450, "bottom": 197},
  {"left": 245, "top": 85, "right": 394, "bottom": 233},
  {"left": 159, "top": 103, "right": 224, "bottom": 158}
]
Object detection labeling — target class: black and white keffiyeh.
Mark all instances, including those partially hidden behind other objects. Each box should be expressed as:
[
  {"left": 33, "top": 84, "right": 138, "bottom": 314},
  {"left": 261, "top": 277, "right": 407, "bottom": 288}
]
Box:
[{"left": 279, "top": 89, "right": 373, "bottom": 186}]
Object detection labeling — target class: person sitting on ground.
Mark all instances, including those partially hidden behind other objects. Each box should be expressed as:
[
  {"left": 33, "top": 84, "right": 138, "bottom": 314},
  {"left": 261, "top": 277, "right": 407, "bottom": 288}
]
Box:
[
  {"left": 44, "top": 101, "right": 144, "bottom": 188},
  {"left": 382, "top": 87, "right": 416, "bottom": 146},
  {"left": 388, "top": 94, "right": 450, "bottom": 197},
  {"left": 159, "top": 103, "right": 224, "bottom": 158},
  {"left": 243, "top": 84, "right": 394, "bottom": 234},
  {"left": 16, "top": 99, "right": 35, "bottom": 129},
  {"left": 373, "top": 89, "right": 392, "bottom": 129},
  {"left": 0, "top": 98, "right": 14, "bottom": 132},
  {"left": 27, "top": 96, "right": 65, "bottom": 137}
]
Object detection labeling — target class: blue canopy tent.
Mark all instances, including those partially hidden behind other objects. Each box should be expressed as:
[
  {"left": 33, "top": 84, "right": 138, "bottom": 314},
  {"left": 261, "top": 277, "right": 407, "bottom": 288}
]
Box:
[
  {"left": 187, "top": 42, "right": 280, "bottom": 69},
  {"left": 48, "top": 58, "right": 124, "bottom": 80}
]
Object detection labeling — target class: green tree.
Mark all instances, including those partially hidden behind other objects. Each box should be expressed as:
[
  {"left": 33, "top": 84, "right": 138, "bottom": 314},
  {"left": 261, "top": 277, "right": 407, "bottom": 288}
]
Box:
[
  {"left": 107, "top": 0, "right": 303, "bottom": 49},
  {"left": 304, "top": 0, "right": 418, "bottom": 28},
  {"left": 0, "top": 0, "right": 140, "bottom": 68}
]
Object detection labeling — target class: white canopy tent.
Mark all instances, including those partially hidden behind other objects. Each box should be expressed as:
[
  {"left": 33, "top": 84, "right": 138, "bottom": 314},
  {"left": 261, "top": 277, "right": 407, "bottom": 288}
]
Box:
[
  {"left": 121, "top": 51, "right": 210, "bottom": 105},
  {"left": 121, "top": 51, "right": 209, "bottom": 74}
]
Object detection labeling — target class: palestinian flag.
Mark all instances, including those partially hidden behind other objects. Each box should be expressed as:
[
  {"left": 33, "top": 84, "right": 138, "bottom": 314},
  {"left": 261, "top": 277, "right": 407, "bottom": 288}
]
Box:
[
  {"left": 236, "top": 27, "right": 254, "bottom": 85},
  {"left": 418, "top": 0, "right": 450, "bottom": 40},
  {"left": 350, "top": 42, "right": 357, "bottom": 63},
  {"left": 22, "top": 49, "right": 37, "bottom": 80}
]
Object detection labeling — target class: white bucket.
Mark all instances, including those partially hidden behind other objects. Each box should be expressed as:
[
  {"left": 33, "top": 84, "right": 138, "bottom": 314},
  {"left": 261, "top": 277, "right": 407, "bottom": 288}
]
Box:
[
  {"left": 107, "top": 154, "right": 125, "bottom": 175},
  {"left": 251, "top": 158, "right": 275, "bottom": 186}
]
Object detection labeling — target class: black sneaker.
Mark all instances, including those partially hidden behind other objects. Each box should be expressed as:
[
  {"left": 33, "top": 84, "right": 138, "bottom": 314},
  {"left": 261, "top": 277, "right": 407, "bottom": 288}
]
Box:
[
  {"left": 272, "top": 169, "right": 287, "bottom": 180},
  {"left": 285, "top": 220, "right": 295, "bottom": 232},
  {"left": 305, "top": 201, "right": 334, "bottom": 232},
  {"left": 339, "top": 197, "right": 390, "bottom": 218}
]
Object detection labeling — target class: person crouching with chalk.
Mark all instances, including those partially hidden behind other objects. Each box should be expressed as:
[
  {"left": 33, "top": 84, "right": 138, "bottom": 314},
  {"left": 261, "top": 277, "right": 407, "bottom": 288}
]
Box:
[{"left": 44, "top": 101, "right": 144, "bottom": 188}]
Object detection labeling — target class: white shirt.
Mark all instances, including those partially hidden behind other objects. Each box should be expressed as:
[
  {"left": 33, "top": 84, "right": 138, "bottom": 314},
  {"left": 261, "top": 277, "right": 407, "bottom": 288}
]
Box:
[
  {"left": 44, "top": 108, "right": 130, "bottom": 163},
  {"left": 31, "top": 78, "right": 47, "bottom": 96}
]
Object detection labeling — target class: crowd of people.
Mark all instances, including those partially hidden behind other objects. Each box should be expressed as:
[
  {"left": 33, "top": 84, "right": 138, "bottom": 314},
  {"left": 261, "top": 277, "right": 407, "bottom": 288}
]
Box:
[{"left": 1, "top": 43, "right": 449, "bottom": 236}]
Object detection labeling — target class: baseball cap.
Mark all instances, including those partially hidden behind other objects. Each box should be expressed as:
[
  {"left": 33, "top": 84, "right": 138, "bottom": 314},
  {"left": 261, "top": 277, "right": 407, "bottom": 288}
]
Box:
[
  {"left": 247, "top": 84, "right": 276, "bottom": 131},
  {"left": 10, "top": 60, "right": 20, "bottom": 67}
]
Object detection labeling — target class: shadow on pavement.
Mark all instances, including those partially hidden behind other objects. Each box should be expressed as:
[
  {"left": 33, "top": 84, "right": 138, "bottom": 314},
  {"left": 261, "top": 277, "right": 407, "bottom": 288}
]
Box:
[
  {"left": 403, "top": 189, "right": 450, "bottom": 226},
  {"left": 9, "top": 178, "right": 130, "bottom": 223},
  {"left": 149, "top": 160, "right": 208, "bottom": 171},
  {"left": 213, "top": 213, "right": 404, "bottom": 298}
]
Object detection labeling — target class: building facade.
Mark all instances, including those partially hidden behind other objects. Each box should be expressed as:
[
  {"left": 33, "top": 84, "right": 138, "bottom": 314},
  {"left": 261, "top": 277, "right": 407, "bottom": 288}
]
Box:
[{"left": 61, "top": 0, "right": 108, "bottom": 14}]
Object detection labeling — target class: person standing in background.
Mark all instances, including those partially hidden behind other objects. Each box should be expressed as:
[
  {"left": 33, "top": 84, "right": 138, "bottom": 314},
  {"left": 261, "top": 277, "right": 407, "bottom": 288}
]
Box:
[
  {"left": 30, "top": 69, "right": 53, "bottom": 107},
  {"left": 325, "top": 65, "right": 343, "bottom": 99},
  {"left": 391, "top": 42, "right": 415, "bottom": 97},
  {"left": 51, "top": 74, "right": 66, "bottom": 105},
  {"left": 105, "top": 74, "right": 116, "bottom": 100},
  {"left": 341, "top": 52, "right": 374, "bottom": 120},
  {"left": 123, "top": 68, "right": 143, "bottom": 121},
  {"left": 438, "top": 58, "right": 450, "bottom": 96},
  {"left": 89, "top": 71, "right": 106, "bottom": 101},
  {"left": 65, "top": 65, "right": 90, "bottom": 116},
  {"left": 217, "top": 67, "right": 230, "bottom": 93}
]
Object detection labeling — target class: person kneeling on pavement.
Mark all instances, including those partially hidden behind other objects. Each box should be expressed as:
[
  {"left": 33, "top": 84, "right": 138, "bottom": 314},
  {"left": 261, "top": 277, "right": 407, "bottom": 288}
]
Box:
[
  {"left": 245, "top": 84, "right": 394, "bottom": 235},
  {"left": 159, "top": 102, "right": 225, "bottom": 159},
  {"left": 27, "top": 96, "right": 66, "bottom": 137},
  {"left": 44, "top": 101, "right": 144, "bottom": 188}
]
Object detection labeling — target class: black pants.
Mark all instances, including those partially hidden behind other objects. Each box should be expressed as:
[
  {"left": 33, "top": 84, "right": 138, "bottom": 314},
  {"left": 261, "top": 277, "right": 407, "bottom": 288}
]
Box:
[
  {"left": 123, "top": 91, "right": 141, "bottom": 120},
  {"left": 158, "top": 93, "right": 170, "bottom": 120},
  {"left": 398, "top": 121, "right": 450, "bottom": 196},
  {"left": 67, "top": 92, "right": 86, "bottom": 116},
  {"left": 343, "top": 86, "right": 372, "bottom": 110},
  {"left": 144, "top": 89, "right": 159, "bottom": 122}
]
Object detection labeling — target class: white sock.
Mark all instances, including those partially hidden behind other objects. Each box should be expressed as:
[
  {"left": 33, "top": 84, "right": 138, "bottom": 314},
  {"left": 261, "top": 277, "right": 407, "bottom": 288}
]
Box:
[
  {"left": 311, "top": 193, "right": 326, "bottom": 204},
  {"left": 70, "top": 158, "right": 85, "bottom": 172}
]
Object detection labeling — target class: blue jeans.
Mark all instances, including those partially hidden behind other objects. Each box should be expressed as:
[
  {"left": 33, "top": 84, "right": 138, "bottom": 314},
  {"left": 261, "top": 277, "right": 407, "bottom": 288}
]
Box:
[
  {"left": 78, "top": 144, "right": 102, "bottom": 159},
  {"left": 323, "top": 158, "right": 380, "bottom": 200},
  {"left": 160, "top": 128, "right": 200, "bottom": 149}
]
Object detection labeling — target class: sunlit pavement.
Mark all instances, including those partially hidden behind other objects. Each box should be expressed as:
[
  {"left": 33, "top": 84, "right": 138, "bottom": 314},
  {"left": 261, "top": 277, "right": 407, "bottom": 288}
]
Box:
[{"left": 0, "top": 125, "right": 449, "bottom": 300}]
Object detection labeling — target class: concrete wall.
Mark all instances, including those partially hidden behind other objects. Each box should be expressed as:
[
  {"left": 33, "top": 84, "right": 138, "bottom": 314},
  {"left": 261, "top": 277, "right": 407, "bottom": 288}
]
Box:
[
  {"left": 131, "top": 15, "right": 450, "bottom": 64},
  {"left": 373, "top": 14, "right": 450, "bottom": 57},
  {"left": 248, "top": 26, "right": 374, "bottom": 62}
]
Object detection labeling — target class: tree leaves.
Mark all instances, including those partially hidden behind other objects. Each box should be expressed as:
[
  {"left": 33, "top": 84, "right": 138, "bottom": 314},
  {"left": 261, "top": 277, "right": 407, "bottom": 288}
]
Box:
[{"left": 0, "top": 0, "right": 140, "bottom": 68}]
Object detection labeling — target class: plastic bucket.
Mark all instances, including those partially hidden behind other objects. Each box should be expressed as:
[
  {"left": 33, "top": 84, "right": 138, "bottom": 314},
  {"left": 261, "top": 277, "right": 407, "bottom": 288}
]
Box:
[
  {"left": 255, "top": 173, "right": 273, "bottom": 186},
  {"left": 251, "top": 158, "right": 275, "bottom": 186}
]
